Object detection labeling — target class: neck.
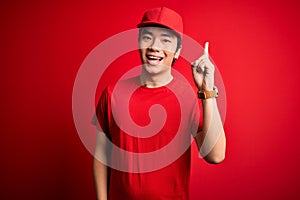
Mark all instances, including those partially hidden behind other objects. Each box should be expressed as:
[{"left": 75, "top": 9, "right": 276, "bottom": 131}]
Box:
[{"left": 140, "top": 70, "right": 173, "bottom": 88}]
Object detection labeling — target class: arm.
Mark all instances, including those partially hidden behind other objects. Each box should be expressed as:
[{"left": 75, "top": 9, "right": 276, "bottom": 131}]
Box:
[
  {"left": 195, "top": 98, "right": 226, "bottom": 164},
  {"left": 192, "top": 42, "right": 226, "bottom": 164},
  {"left": 93, "top": 131, "right": 109, "bottom": 200}
]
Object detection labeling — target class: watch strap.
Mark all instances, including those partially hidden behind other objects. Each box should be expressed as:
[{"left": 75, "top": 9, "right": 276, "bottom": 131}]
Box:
[{"left": 198, "top": 86, "right": 219, "bottom": 99}]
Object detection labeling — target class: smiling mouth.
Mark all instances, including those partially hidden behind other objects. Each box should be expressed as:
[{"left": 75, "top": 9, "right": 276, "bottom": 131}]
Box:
[{"left": 146, "top": 55, "right": 163, "bottom": 61}]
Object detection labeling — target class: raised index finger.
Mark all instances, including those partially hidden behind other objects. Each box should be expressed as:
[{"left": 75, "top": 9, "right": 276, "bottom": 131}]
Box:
[{"left": 204, "top": 41, "right": 209, "bottom": 56}]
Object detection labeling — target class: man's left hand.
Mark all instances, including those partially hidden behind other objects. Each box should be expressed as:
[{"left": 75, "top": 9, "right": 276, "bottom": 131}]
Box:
[{"left": 191, "top": 42, "right": 215, "bottom": 91}]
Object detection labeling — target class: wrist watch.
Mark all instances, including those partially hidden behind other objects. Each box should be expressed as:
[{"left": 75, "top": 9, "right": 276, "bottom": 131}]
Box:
[{"left": 198, "top": 86, "right": 219, "bottom": 99}]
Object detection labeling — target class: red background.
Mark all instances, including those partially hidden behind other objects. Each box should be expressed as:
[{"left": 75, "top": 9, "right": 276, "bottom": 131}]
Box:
[{"left": 1, "top": 0, "right": 300, "bottom": 199}]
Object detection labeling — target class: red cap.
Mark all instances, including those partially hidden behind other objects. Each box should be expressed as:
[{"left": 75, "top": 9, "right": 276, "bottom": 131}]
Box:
[{"left": 137, "top": 7, "right": 183, "bottom": 38}]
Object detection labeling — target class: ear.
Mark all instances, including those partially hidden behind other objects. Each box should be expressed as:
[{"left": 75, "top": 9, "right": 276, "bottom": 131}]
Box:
[{"left": 174, "top": 47, "right": 181, "bottom": 59}]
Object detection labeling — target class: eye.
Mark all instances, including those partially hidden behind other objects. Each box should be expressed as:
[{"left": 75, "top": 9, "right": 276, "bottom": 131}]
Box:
[
  {"left": 142, "top": 35, "right": 152, "bottom": 41},
  {"left": 162, "top": 39, "right": 171, "bottom": 43}
]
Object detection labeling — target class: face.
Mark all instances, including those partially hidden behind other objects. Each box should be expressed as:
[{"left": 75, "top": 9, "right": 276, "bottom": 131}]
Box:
[{"left": 139, "top": 26, "right": 181, "bottom": 75}]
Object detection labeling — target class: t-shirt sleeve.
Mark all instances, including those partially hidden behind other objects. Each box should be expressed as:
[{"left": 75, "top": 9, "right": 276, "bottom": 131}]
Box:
[{"left": 91, "top": 87, "right": 110, "bottom": 136}]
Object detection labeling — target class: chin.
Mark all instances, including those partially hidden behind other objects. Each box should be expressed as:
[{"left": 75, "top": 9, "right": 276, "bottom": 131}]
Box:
[
  {"left": 143, "top": 62, "right": 169, "bottom": 73},
  {"left": 143, "top": 65, "right": 161, "bottom": 74}
]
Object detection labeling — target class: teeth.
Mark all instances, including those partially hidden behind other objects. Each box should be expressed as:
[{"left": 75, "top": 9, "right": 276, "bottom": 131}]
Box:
[{"left": 147, "top": 55, "right": 161, "bottom": 60}]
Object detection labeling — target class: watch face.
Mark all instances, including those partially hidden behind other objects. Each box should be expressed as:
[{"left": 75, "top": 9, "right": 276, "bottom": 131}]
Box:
[{"left": 198, "top": 92, "right": 206, "bottom": 99}]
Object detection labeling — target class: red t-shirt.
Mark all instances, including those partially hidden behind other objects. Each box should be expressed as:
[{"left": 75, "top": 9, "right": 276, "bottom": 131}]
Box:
[{"left": 93, "top": 76, "right": 202, "bottom": 200}]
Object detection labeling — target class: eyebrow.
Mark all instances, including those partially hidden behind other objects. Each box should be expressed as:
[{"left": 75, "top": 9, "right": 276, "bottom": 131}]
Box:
[
  {"left": 141, "top": 30, "right": 153, "bottom": 36},
  {"left": 160, "top": 33, "right": 173, "bottom": 38},
  {"left": 141, "top": 29, "right": 175, "bottom": 38}
]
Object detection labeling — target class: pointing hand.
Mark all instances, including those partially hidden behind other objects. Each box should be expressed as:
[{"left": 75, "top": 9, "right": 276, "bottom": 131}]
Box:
[{"left": 191, "top": 42, "right": 215, "bottom": 91}]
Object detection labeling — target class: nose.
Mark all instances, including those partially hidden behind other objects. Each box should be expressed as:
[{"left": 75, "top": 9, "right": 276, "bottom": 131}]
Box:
[{"left": 148, "top": 38, "right": 162, "bottom": 51}]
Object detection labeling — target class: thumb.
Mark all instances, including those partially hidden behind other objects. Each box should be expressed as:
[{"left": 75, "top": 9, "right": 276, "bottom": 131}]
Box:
[{"left": 204, "top": 41, "right": 209, "bottom": 56}]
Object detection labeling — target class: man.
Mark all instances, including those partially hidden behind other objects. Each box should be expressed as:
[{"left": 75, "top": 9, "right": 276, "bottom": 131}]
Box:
[{"left": 93, "top": 7, "right": 226, "bottom": 200}]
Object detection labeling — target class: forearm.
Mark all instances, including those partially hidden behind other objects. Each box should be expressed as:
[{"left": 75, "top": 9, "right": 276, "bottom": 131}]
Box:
[
  {"left": 94, "top": 131, "right": 109, "bottom": 200},
  {"left": 93, "top": 158, "right": 108, "bottom": 200},
  {"left": 195, "top": 98, "right": 226, "bottom": 164}
]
